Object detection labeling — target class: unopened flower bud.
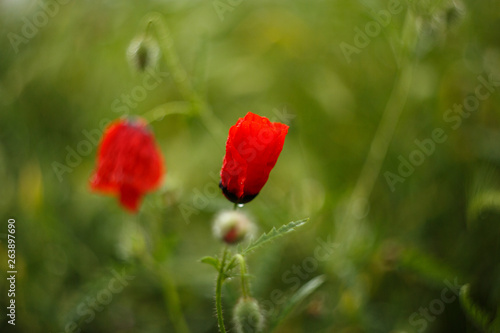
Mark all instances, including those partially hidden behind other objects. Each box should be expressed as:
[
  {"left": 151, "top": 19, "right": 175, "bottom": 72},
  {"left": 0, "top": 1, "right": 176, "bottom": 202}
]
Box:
[
  {"left": 212, "top": 211, "right": 255, "bottom": 244},
  {"left": 233, "top": 297, "right": 265, "bottom": 333},
  {"left": 126, "top": 34, "right": 160, "bottom": 72}
]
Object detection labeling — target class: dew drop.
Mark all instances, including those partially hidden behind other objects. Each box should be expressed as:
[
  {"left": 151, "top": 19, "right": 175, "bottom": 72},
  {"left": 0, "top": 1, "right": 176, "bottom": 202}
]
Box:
[{"left": 237, "top": 203, "right": 244, "bottom": 208}]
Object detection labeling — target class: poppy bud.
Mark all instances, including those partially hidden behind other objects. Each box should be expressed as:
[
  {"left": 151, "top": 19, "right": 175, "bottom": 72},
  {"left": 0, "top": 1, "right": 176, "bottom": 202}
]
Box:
[
  {"left": 212, "top": 210, "right": 255, "bottom": 244},
  {"left": 220, "top": 112, "right": 289, "bottom": 204},
  {"left": 89, "top": 118, "right": 164, "bottom": 213},
  {"left": 233, "top": 297, "right": 265, "bottom": 333},
  {"left": 126, "top": 34, "right": 160, "bottom": 72}
]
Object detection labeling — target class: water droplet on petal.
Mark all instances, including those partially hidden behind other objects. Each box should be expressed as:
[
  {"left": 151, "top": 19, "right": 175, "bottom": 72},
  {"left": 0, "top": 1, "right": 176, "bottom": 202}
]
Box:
[{"left": 237, "top": 203, "right": 244, "bottom": 208}]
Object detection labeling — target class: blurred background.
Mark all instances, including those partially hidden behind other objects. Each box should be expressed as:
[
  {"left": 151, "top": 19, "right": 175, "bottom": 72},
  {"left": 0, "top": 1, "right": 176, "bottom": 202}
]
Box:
[{"left": 1, "top": 0, "right": 500, "bottom": 332}]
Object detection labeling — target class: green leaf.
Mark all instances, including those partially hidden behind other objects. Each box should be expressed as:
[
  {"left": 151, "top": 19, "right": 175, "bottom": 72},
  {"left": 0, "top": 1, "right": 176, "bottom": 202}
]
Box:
[
  {"left": 460, "top": 284, "right": 494, "bottom": 332},
  {"left": 269, "top": 275, "right": 326, "bottom": 332},
  {"left": 467, "top": 190, "right": 500, "bottom": 224},
  {"left": 241, "top": 218, "right": 309, "bottom": 256},
  {"left": 200, "top": 256, "right": 220, "bottom": 271}
]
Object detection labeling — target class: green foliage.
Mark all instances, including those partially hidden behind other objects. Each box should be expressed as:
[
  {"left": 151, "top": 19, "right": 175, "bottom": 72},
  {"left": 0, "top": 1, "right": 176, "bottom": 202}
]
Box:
[
  {"left": 200, "top": 256, "right": 221, "bottom": 271},
  {"left": 467, "top": 190, "right": 500, "bottom": 224},
  {"left": 399, "top": 247, "right": 460, "bottom": 285},
  {"left": 467, "top": 166, "right": 500, "bottom": 225},
  {"left": 232, "top": 297, "right": 265, "bottom": 333},
  {"left": 241, "top": 219, "right": 309, "bottom": 256},
  {"left": 1, "top": 0, "right": 500, "bottom": 332}
]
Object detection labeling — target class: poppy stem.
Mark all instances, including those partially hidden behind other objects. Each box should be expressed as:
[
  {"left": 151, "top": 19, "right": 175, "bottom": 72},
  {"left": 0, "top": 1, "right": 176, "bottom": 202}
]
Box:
[
  {"left": 144, "top": 21, "right": 153, "bottom": 37},
  {"left": 235, "top": 254, "right": 250, "bottom": 299},
  {"left": 216, "top": 246, "right": 229, "bottom": 333},
  {"left": 233, "top": 202, "right": 238, "bottom": 210}
]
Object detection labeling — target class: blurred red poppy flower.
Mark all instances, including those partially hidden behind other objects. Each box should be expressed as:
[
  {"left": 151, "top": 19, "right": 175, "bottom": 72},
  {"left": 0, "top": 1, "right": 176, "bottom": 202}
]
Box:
[
  {"left": 220, "top": 112, "right": 289, "bottom": 204},
  {"left": 89, "top": 118, "right": 164, "bottom": 213}
]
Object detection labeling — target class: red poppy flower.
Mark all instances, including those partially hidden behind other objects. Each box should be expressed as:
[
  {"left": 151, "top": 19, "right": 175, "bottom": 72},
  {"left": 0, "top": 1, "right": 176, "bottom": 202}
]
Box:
[
  {"left": 89, "top": 118, "right": 164, "bottom": 213},
  {"left": 220, "top": 112, "right": 289, "bottom": 204}
]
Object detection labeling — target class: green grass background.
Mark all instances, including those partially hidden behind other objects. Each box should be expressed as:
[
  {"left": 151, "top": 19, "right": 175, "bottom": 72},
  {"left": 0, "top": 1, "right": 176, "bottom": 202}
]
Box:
[{"left": 1, "top": 0, "right": 500, "bottom": 332}]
